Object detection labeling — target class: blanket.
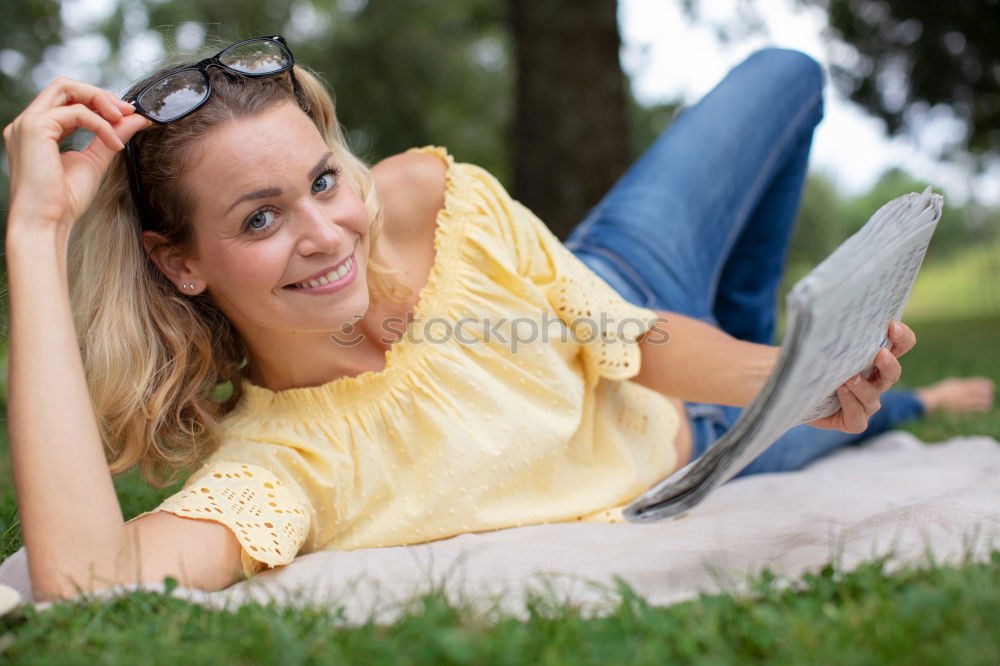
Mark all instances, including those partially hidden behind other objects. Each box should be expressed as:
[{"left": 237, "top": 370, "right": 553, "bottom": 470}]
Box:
[{"left": 2, "top": 430, "right": 998, "bottom": 624}]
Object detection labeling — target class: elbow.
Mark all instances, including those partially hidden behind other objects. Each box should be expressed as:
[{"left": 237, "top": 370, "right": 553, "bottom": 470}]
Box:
[
  {"left": 2, "top": 546, "right": 110, "bottom": 604},
  {"left": 29, "top": 562, "right": 101, "bottom": 604}
]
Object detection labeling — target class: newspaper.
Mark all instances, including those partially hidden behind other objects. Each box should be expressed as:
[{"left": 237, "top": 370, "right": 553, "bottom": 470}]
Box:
[{"left": 623, "top": 187, "right": 944, "bottom": 523}]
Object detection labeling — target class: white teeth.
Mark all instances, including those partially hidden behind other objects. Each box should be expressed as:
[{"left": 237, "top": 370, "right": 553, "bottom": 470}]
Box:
[{"left": 292, "top": 257, "right": 353, "bottom": 289}]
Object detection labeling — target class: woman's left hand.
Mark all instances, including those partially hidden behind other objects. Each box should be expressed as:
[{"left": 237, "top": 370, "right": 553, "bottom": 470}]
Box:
[{"left": 807, "top": 320, "right": 917, "bottom": 433}]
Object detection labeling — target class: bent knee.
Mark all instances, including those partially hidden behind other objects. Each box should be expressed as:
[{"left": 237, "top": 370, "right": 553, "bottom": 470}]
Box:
[{"left": 746, "top": 47, "right": 825, "bottom": 93}]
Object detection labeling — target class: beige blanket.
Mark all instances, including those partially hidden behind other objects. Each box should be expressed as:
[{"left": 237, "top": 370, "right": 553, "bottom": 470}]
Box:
[{"left": 2, "top": 431, "right": 998, "bottom": 624}]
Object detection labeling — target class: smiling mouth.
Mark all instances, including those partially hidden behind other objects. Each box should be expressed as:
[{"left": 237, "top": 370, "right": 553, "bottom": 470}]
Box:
[{"left": 283, "top": 254, "right": 355, "bottom": 289}]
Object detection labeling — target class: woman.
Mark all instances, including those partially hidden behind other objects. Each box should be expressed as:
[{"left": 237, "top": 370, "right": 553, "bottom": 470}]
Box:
[{"left": 3, "top": 36, "right": 991, "bottom": 602}]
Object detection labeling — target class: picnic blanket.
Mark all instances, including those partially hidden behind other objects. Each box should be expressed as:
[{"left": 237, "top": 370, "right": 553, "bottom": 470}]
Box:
[{"left": 2, "top": 430, "right": 999, "bottom": 624}]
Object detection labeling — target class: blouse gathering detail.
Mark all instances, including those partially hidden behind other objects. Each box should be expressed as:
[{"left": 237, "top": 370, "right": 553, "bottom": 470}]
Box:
[{"left": 133, "top": 145, "right": 684, "bottom": 579}]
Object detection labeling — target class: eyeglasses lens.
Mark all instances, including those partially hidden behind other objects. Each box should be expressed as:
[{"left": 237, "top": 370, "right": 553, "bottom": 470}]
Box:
[
  {"left": 219, "top": 40, "right": 290, "bottom": 74},
  {"left": 138, "top": 69, "right": 209, "bottom": 122}
]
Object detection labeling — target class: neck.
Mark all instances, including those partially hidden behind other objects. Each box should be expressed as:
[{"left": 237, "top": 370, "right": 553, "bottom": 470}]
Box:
[{"left": 240, "top": 312, "right": 398, "bottom": 392}]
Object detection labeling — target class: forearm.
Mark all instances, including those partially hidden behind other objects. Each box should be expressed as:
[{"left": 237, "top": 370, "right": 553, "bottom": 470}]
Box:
[
  {"left": 6, "top": 224, "right": 129, "bottom": 601},
  {"left": 631, "top": 309, "right": 780, "bottom": 407}
]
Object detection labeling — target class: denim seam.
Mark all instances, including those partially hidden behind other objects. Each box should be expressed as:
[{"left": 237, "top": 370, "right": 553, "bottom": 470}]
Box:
[
  {"left": 706, "top": 89, "right": 823, "bottom": 307},
  {"left": 570, "top": 243, "right": 659, "bottom": 308}
]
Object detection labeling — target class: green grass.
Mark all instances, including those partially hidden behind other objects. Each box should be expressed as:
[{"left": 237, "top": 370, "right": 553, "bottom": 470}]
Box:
[
  {"left": 895, "top": 314, "right": 1000, "bottom": 442},
  {"left": 904, "top": 239, "right": 1000, "bottom": 321},
  {"left": 0, "top": 309, "right": 997, "bottom": 663},
  {"left": 0, "top": 552, "right": 997, "bottom": 665}
]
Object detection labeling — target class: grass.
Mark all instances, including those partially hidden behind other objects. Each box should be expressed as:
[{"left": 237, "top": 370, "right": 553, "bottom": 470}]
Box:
[
  {"left": 904, "top": 239, "right": 1000, "bottom": 321},
  {"left": 0, "top": 552, "right": 997, "bottom": 665},
  {"left": 0, "top": 310, "right": 998, "bottom": 663}
]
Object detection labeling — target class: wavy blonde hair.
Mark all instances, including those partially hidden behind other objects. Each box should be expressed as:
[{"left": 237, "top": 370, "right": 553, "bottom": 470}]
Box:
[{"left": 67, "top": 49, "right": 412, "bottom": 488}]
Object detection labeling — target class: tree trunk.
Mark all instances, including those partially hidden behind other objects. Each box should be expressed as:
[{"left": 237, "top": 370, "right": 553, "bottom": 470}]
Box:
[{"left": 510, "top": 0, "right": 631, "bottom": 241}]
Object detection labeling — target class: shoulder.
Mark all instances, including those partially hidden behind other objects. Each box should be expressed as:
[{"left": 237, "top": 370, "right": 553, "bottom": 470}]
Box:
[{"left": 371, "top": 150, "right": 448, "bottom": 239}]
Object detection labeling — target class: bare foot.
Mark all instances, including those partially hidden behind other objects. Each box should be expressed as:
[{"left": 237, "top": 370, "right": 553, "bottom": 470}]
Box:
[{"left": 914, "top": 377, "right": 996, "bottom": 414}]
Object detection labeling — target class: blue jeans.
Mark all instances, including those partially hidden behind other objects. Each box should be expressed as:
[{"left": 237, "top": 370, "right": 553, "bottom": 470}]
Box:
[{"left": 565, "top": 48, "right": 925, "bottom": 478}]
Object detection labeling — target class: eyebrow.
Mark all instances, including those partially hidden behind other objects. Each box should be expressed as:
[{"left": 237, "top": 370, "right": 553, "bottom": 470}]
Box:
[{"left": 224, "top": 151, "right": 335, "bottom": 215}]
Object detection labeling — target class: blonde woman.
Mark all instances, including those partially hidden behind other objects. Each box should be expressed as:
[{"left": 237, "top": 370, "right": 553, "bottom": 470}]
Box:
[{"left": 3, "top": 36, "right": 992, "bottom": 602}]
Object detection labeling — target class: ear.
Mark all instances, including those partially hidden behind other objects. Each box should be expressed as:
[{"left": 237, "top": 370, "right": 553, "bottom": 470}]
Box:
[{"left": 141, "top": 231, "right": 205, "bottom": 295}]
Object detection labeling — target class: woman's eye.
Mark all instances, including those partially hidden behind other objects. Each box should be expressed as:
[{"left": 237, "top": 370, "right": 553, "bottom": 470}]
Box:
[
  {"left": 244, "top": 209, "right": 275, "bottom": 234},
  {"left": 312, "top": 167, "right": 341, "bottom": 194}
]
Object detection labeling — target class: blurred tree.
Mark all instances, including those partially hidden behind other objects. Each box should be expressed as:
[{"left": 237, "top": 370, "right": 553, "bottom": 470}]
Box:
[
  {"left": 815, "top": 0, "right": 1000, "bottom": 161},
  {"left": 102, "top": 0, "right": 512, "bottom": 177},
  {"left": 0, "top": 0, "right": 512, "bottom": 232},
  {"left": 510, "top": 0, "right": 632, "bottom": 240},
  {"left": 787, "top": 170, "right": 846, "bottom": 267},
  {"left": 841, "top": 167, "right": 976, "bottom": 261},
  {"left": 0, "top": 0, "right": 64, "bottom": 225},
  {"left": 679, "top": 0, "right": 1000, "bottom": 161},
  {"left": 0, "top": 0, "right": 661, "bottom": 241},
  {"left": 626, "top": 92, "right": 683, "bottom": 161}
]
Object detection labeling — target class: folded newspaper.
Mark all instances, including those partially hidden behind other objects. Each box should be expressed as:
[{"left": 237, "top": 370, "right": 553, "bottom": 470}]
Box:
[{"left": 624, "top": 187, "right": 944, "bottom": 523}]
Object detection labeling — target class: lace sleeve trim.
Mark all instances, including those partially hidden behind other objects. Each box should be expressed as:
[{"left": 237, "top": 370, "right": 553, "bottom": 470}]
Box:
[
  {"left": 153, "top": 462, "right": 310, "bottom": 578},
  {"left": 546, "top": 256, "right": 661, "bottom": 387}
]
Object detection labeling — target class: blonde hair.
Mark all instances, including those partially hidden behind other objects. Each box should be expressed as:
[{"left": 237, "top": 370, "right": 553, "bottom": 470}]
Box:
[{"left": 67, "top": 51, "right": 412, "bottom": 488}]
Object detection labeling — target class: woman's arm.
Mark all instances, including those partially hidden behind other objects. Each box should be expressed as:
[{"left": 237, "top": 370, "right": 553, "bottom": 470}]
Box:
[
  {"left": 4, "top": 78, "right": 243, "bottom": 600},
  {"left": 631, "top": 309, "right": 916, "bottom": 434},
  {"left": 630, "top": 310, "right": 780, "bottom": 407},
  {"left": 6, "top": 225, "right": 130, "bottom": 599}
]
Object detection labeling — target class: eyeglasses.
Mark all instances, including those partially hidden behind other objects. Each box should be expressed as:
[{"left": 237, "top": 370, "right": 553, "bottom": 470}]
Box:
[{"left": 124, "top": 35, "right": 301, "bottom": 233}]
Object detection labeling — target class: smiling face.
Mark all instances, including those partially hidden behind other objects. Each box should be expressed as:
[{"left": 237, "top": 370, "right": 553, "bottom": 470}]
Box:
[{"left": 166, "top": 101, "right": 373, "bottom": 343}]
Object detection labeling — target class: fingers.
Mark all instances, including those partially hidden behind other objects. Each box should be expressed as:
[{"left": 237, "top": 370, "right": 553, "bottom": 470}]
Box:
[
  {"left": 27, "top": 76, "right": 134, "bottom": 123},
  {"left": 46, "top": 103, "right": 125, "bottom": 151},
  {"left": 888, "top": 320, "right": 917, "bottom": 358},
  {"left": 836, "top": 383, "right": 869, "bottom": 434},
  {"left": 870, "top": 347, "right": 902, "bottom": 391},
  {"left": 19, "top": 76, "right": 138, "bottom": 152},
  {"left": 80, "top": 113, "right": 151, "bottom": 164},
  {"left": 845, "top": 372, "right": 881, "bottom": 413}
]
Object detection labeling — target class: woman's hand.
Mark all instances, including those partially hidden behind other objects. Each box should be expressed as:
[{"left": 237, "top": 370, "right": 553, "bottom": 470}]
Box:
[
  {"left": 807, "top": 320, "right": 917, "bottom": 433},
  {"left": 3, "top": 76, "right": 150, "bottom": 233}
]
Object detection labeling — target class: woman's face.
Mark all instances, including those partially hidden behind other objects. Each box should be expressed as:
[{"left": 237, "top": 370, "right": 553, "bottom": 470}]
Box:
[{"left": 173, "top": 101, "right": 372, "bottom": 341}]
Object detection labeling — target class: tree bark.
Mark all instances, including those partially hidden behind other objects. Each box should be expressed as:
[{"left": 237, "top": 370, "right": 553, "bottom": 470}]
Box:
[{"left": 510, "top": 0, "right": 631, "bottom": 241}]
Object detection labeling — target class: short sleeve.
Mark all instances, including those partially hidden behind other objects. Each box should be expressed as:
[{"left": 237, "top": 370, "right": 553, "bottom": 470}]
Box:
[
  {"left": 506, "top": 201, "right": 662, "bottom": 387},
  {"left": 146, "top": 461, "right": 311, "bottom": 579}
]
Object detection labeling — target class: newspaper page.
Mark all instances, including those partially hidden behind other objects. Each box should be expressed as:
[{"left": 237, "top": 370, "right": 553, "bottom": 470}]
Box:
[{"left": 624, "top": 188, "right": 944, "bottom": 523}]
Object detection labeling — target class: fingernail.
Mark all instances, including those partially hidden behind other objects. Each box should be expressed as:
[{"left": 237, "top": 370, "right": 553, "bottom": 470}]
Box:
[
  {"left": 890, "top": 321, "right": 898, "bottom": 336},
  {"left": 850, "top": 375, "right": 861, "bottom": 385}
]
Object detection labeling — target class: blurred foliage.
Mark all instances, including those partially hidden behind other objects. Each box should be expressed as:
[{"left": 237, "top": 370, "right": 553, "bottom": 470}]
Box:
[
  {"left": 792, "top": 167, "right": 999, "bottom": 269},
  {"left": 1, "top": 1, "right": 997, "bottom": 320},
  {"left": 680, "top": 0, "right": 1000, "bottom": 162},
  {"left": 816, "top": 0, "right": 1000, "bottom": 161},
  {"left": 0, "top": 0, "right": 513, "bottom": 233}
]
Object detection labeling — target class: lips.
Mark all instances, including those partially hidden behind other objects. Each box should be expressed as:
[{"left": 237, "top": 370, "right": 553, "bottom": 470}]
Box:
[{"left": 284, "top": 252, "right": 354, "bottom": 289}]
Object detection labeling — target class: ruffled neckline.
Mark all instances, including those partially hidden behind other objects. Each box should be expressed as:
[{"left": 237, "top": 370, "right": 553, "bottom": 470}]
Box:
[{"left": 235, "top": 145, "right": 463, "bottom": 416}]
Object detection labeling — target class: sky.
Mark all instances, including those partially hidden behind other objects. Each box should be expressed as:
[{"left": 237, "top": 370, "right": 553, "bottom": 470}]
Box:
[{"left": 617, "top": 0, "right": 1000, "bottom": 206}]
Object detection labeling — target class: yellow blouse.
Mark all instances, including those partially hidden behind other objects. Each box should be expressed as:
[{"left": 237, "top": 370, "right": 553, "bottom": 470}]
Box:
[{"left": 134, "top": 145, "right": 684, "bottom": 578}]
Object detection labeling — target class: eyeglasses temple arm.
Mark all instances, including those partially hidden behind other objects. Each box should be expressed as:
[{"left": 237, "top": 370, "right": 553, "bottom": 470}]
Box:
[
  {"left": 288, "top": 66, "right": 310, "bottom": 115},
  {"left": 124, "top": 140, "right": 153, "bottom": 233}
]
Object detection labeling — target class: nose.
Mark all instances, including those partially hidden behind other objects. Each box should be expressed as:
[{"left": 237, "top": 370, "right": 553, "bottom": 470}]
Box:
[{"left": 294, "top": 200, "right": 350, "bottom": 256}]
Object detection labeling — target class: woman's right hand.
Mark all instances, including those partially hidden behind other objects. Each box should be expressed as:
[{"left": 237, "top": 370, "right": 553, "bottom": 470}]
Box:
[{"left": 3, "top": 76, "right": 151, "bottom": 233}]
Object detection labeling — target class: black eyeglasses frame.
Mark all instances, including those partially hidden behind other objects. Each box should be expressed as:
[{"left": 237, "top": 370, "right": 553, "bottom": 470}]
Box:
[{"left": 124, "top": 35, "right": 303, "bottom": 234}]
